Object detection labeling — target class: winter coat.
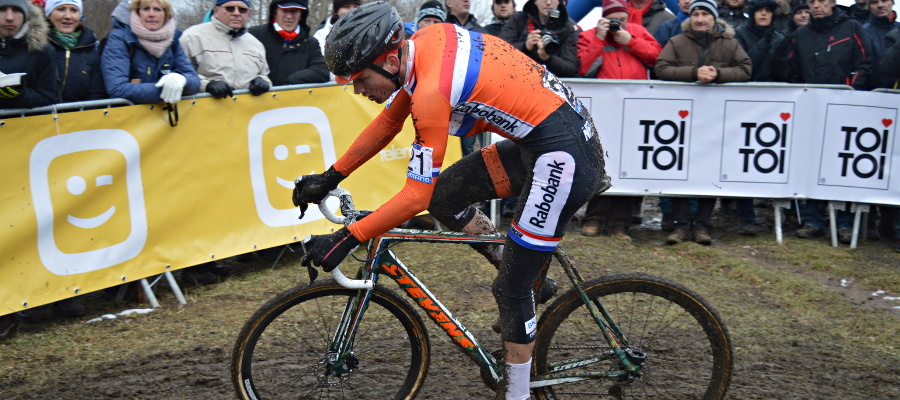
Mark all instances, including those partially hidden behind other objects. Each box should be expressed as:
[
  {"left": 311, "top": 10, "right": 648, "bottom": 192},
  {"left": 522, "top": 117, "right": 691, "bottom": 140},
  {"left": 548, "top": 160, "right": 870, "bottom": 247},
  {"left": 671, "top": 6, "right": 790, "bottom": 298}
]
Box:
[
  {"left": 788, "top": 10, "right": 871, "bottom": 89},
  {"left": 863, "top": 16, "right": 900, "bottom": 89},
  {"left": 500, "top": 2, "right": 580, "bottom": 77},
  {"left": 48, "top": 25, "right": 105, "bottom": 102},
  {"left": 447, "top": 13, "right": 486, "bottom": 33},
  {"left": 248, "top": 0, "right": 329, "bottom": 87},
  {"left": 654, "top": 18, "right": 752, "bottom": 82},
  {"left": 180, "top": 18, "right": 272, "bottom": 91},
  {"left": 735, "top": 24, "right": 790, "bottom": 82},
  {"left": 880, "top": 28, "right": 900, "bottom": 84},
  {"left": 484, "top": 19, "right": 506, "bottom": 37},
  {"left": 654, "top": 11, "right": 688, "bottom": 46},
  {"left": 101, "top": 19, "right": 201, "bottom": 105},
  {"left": 718, "top": 6, "right": 750, "bottom": 30},
  {"left": 0, "top": 3, "right": 58, "bottom": 109},
  {"left": 629, "top": 0, "right": 675, "bottom": 38},
  {"left": 578, "top": 22, "right": 662, "bottom": 79}
]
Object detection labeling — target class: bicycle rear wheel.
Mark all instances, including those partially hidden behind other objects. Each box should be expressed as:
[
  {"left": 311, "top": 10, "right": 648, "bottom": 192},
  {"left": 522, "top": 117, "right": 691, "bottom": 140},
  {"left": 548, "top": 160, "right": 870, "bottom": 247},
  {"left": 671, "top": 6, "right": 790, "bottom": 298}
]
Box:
[
  {"left": 533, "top": 273, "right": 732, "bottom": 400},
  {"left": 232, "top": 280, "right": 430, "bottom": 400}
]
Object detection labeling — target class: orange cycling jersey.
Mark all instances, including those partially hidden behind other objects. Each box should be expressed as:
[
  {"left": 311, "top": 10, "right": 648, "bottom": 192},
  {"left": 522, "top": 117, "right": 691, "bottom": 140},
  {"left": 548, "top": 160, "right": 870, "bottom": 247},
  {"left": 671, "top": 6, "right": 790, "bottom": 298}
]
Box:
[{"left": 335, "top": 23, "right": 570, "bottom": 241}]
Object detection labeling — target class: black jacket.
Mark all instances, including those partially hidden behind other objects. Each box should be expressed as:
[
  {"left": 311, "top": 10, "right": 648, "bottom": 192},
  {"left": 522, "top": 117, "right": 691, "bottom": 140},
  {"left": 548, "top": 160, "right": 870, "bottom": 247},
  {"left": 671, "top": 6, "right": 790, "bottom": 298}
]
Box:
[
  {"left": 880, "top": 28, "right": 900, "bottom": 83},
  {"left": 47, "top": 25, "right": 105, "bottom": 102},
  {"left": 735, "top": 24, "right": 790, "bottom": 82},
  {"left": 788, "top": 10, "right": 871, "bottom": 89},
  {"left": 248, "top": 0, "right": 329, "bottom": 86},
  {"left": 499, "top": 2, "right": 579, "bottom": 77},
  {"left": 0, "top": 4, "right": 57, "bottom": 109},
  {"left": 863, "top": 16, "right": 900, "bottom": 89},
  {"left": 718, "top": 6, "right": 750, "bottom": 30}
]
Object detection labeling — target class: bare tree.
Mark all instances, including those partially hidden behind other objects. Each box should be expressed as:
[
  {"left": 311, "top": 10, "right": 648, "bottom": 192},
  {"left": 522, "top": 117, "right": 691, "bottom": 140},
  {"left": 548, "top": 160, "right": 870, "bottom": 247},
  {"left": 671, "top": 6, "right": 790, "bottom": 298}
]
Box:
[{"left": 81, "top": 0, "right": 120, "bottom": 39}]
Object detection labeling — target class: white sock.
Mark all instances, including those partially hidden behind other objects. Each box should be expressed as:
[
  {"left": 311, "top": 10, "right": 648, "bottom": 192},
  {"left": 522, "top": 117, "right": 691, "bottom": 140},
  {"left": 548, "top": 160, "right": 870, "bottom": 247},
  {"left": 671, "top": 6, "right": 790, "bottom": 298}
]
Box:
[{"left": 506, "top": 358, "right": 532, "bottom": 400}]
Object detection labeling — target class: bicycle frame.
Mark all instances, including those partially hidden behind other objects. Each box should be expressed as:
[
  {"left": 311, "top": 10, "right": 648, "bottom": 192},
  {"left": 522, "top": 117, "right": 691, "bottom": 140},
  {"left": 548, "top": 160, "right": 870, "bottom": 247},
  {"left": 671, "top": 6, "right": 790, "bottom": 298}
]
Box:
[{"left": 322, "top": 227, "right": 647, "bottom": 390}]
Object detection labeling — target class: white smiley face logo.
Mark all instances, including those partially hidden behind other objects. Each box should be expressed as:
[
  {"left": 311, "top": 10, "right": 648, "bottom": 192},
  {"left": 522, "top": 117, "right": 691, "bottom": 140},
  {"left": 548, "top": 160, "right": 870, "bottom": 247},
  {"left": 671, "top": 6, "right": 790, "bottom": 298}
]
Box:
[
  {"left": 248, "top": 107, "right": 337, "bottom": 227},
  {"left": 30, "top": 129, "right": 147, "bottom": 275}
]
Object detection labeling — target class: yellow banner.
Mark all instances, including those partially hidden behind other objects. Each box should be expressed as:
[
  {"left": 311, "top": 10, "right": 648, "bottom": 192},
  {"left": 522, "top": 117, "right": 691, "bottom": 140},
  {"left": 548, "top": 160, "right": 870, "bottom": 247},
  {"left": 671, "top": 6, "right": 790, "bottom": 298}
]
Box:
[{"left": 0, "top": 85, "right": 460, "bottom": 313}]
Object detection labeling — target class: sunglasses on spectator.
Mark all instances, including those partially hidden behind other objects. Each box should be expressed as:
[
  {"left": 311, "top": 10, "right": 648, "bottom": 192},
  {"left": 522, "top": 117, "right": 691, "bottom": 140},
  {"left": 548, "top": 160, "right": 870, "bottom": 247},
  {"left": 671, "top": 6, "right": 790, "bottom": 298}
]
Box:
[{"left": 223, "top": 5, "right": 251, "bottom": 14}]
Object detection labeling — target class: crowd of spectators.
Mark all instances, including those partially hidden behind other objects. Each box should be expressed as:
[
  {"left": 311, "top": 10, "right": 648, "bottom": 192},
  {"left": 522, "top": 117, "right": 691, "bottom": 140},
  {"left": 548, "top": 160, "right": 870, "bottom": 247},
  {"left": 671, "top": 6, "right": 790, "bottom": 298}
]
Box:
[{"left": 1, "top": 0, "right": 898, "bottom": 341}]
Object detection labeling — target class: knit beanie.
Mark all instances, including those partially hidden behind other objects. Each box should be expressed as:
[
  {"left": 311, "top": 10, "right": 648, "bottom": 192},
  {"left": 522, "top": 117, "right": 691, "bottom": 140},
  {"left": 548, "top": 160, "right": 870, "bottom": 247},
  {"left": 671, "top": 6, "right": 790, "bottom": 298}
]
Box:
[
  {"left": 418, "top": 0, "right": 446, "bottom": 23},
  {"left": 0, "top": 0, "right": 29, "bottom": 18},
  {"left": 791, "top": 2, "right": 809, "bottom": 15},
  {"left": 216, "top": 0, "right": 251, "bottom": 6},
  {"left": 44, "top": 0, "right": 81, "bottom": 17},
  {"left": 602, "top": 0, "right": 628, "bottom": 17},
  {"left": 332, "top": 0, "right": 361, "bottom": 12},
  {"left": 747, "top": 0, "right": 776, "bottom": 15},
  {"left": 689, "top": 0, "right": 718, "bottom": 18}
]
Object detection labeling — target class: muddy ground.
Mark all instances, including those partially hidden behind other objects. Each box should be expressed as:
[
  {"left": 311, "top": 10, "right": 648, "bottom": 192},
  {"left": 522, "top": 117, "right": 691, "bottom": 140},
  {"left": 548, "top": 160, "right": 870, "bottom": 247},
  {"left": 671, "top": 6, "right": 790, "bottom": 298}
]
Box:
[{"left": 1, "top": 201, "right": 898, "bottom": 399}]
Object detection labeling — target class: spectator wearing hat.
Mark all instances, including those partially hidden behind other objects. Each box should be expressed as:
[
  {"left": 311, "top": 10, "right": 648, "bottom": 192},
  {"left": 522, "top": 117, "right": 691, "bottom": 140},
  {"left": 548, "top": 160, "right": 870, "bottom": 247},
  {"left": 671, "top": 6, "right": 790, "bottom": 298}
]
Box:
[
  {"left": 788, "top": 0, "right": 870, "bottom": 243},
  {"left": 180, "top": 0, "right": 272, "bottom": 99},
  {"left": 0, "top": 0, "right": 57, "bottom": 109},
  {"left": 768, "top": 0, "right": 793, "bottom": 37},
  {"left": 249, "top": 0, "right": 328, "bottom": 86},
  {"left": 404, "top": 0, "right": 446, "bottom": 36},
  {"left": 44, "top": 0, "right": 106, "bottom": 102},
  {"left": 787, "top": 2, "right": 810, "bottom": 34},
  {"left": 577, "top": 0, "right": 661, "bottom": 239},
  {"left": 654, "top": 0, "right": 691, "bottom": 45},
  {"left": 735, "top": 0, "right": 789, "bottom": 82},
  {"left": 655, "top": 0, "right": 751, "bottom": 245},
  {"left": 718, "top": 0, "right": 750, "bottom": 29},
  {"left": 313, "top": 0, "right": 359, "bottom": 59},
  {"left": 863, "top": 0, "right": 899, "bottom": 89},
  {"left": 846, "top": 0, "right": 869, "bottom": 22},
  {"left": 484, "top": 0, "right": 515, "bottom": 36},
  {"left": 445, "top": 0, "right": 485, "bottom": 33},
  {"left": 627, "top": 0, "right": 675, "bottom": 38}
]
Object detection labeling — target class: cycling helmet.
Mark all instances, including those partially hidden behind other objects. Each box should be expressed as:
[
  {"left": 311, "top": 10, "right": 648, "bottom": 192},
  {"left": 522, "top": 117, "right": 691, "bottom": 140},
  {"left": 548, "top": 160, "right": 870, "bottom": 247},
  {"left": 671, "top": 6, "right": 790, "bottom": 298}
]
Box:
[{"left": 325, "top": 1, "right": 405, "bottom": 84}]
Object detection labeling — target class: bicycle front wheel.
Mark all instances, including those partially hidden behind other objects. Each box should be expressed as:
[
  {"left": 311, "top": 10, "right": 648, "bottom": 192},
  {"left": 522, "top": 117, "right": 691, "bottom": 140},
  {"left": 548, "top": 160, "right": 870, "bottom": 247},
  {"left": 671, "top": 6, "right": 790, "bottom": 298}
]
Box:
[
  {"left": 232, "top": 280, "right": 431, "bottom": 400},
  {"left": 533, "top": 273, "right": 733, "bottom": 400}
]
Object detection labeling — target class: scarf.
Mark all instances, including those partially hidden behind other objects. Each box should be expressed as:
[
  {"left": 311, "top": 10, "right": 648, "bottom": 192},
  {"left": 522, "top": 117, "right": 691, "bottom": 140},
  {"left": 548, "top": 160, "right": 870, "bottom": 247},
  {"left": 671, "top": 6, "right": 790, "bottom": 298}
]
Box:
[
  {"left": 52, "top": 29, "right": 82, "bottom": 50},
  {"left": 627, "top": 0, "right": 653, "bottom": 28},
  {"left": 273, "top": 21, "right": 299, "bottom": 42},
  {"left": 130, "top": 11, "right": 175, "bottom": 58}
]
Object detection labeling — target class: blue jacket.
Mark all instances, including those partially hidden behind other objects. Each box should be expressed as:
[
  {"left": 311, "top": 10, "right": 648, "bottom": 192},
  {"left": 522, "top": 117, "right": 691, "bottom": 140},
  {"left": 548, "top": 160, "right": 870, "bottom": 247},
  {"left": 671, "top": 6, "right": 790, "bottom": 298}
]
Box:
[
  {"left": 101, "top": 20, "right": 200, "bottom": 104},
  {"left": 653, "top": 10, "right": 688, "bottom": 46},
  {"left": 863, "top": 15, "right": 900, "bottom": 89}
]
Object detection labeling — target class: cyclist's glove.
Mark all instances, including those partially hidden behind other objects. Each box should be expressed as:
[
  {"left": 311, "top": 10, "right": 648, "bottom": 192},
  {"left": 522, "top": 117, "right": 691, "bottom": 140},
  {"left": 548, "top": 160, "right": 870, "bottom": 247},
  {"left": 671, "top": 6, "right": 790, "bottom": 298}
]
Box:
[
  {"left": 300, "top": 227, "right": 361, "bottom": 272},
  {"left": 292, "top": 166, "right": 345, "bottom": 218}
]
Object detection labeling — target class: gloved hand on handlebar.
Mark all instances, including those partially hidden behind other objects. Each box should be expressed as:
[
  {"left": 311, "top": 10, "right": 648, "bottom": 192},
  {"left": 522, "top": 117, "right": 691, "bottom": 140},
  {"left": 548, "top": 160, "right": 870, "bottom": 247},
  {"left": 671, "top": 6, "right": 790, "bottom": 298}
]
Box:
[
  {"left": 292, "top": 166, "right": 346, "bottom": 218},
  {"left": 300, "top": 227, "right": 361, "bottom": 272}
]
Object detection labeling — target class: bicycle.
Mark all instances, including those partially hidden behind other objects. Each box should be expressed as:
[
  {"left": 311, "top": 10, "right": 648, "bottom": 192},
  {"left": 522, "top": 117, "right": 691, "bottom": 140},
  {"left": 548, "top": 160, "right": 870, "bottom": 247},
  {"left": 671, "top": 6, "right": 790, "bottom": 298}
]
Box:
[{"left": 231, "top": 188, "right": 734, "bottom": 399}]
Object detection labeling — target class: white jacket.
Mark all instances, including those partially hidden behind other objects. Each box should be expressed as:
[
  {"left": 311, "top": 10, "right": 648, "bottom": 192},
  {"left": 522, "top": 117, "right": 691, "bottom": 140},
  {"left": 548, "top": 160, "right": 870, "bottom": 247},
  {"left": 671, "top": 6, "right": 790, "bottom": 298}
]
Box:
[{"left": 179, "top": 18, "right": 272, "bottom": 90}]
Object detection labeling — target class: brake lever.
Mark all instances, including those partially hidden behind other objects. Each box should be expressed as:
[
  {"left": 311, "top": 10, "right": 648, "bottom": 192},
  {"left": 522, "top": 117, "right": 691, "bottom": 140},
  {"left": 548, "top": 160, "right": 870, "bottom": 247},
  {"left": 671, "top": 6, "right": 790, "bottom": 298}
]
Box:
[{"left": 300, "top": 237, "right": 318, "bottom": 287}]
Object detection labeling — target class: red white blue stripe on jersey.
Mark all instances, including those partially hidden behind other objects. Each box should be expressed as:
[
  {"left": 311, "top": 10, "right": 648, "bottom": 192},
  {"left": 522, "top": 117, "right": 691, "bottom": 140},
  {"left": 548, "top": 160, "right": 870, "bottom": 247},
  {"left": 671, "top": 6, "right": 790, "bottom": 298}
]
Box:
[
  {"left": 437, "top": 25, "right": 484, "bottom": 137},
  {"left": 508, "top": 221, "right": 562, "bottom": 251}
]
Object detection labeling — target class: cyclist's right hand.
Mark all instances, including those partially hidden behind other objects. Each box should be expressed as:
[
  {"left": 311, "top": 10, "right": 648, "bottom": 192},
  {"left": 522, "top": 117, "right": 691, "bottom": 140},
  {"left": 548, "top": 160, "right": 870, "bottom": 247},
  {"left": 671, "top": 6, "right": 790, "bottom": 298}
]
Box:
[{"left": 292, "top": 166, "right": 346, "bottom": 218}]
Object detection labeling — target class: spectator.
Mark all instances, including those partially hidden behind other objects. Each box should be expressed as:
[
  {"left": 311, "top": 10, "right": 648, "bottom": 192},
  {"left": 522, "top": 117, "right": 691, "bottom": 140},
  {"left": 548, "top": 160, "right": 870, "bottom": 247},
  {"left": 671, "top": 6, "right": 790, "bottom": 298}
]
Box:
[
  {"left": 0, "top": 0, "right": 57, "bottom": 109},
  {"left": 655, "top": 0, "right": 752, "bottom": 245},
  {"left": 45, "top": 0, "right": 105, "bottom": 102},
  {"left": 248, "top": 0, "right": 329, "bottom": 86},
  {"left": 863, "top": 0, "right": 899, "bottom": 89},
  {"left": 628, "top": 0, "right": 675, "bottom": 37},
  {"left": 736, "top": 0, "right": 789, "bottom": 82},
  {"left": 499, "top": 0, "right": 580, "bottom": 78},
  {"left": 789, "top": 0, "right": 871, "bottom": 243},
  {"left": 787, "top": 2, "right": 810, "bottom": 34},
  {"left": 718, "top": 0, "right": 750, "bottom": 29},
  {"left": 770, "top": 0, "right": 793, "bottom": 36},
  {"left": 101, "top": 0, "right": 200, "bottom": 105},
  {"left": 577, "top": 0, "right": 661, "bottom": 239},
  {"left": 484, "top": 0, "right": 515, "bottom": 36},
  {"left": 313, "top": 0, "right": 359, "bottom": 58},
  {"left": 180, "top": 0, "right": 272, "bottom": 99},
  {"left": 654, "top": 0, "right": 691, "bottom": 46},
  {"left": 445, "top": 0, "right": 485, "bottom": 33},
  {"left": 404, "top": 0, "right": 446, "bottom": 36},
  {"left": 846, "top": 0, "right": 869, "bottom": 22}
]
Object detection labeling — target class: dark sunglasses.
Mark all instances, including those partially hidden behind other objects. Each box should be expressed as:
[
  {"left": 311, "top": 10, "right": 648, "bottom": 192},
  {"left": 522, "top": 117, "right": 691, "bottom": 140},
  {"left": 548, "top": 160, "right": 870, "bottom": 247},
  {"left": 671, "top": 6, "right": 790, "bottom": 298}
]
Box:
[{"left": 223, "top": 5, "right": 251, "bottom": 14}]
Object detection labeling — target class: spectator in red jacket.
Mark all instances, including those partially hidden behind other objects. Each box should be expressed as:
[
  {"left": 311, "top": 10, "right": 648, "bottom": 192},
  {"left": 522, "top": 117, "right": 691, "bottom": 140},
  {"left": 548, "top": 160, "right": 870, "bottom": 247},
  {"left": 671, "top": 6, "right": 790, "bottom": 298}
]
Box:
[{"left": 576, "top": 0, "right": 661, "bottom": 240}]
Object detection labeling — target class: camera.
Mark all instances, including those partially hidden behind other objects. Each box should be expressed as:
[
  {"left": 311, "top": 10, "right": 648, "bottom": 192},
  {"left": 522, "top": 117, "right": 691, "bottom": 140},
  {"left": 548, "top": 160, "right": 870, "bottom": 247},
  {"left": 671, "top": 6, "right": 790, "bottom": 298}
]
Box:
[
  {"left": 608, "top": 18, "right": 623, "bottom": 32},
  {"left": 541, "top": 10, "right": 561, "bottom": 54}
]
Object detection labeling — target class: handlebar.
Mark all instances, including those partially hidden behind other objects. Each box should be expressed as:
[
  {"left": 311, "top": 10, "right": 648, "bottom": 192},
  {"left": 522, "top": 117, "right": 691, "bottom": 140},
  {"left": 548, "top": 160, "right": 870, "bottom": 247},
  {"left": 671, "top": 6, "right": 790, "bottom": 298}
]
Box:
[{"left": 302, "top": 187, "right": 373, "bottom": 290}]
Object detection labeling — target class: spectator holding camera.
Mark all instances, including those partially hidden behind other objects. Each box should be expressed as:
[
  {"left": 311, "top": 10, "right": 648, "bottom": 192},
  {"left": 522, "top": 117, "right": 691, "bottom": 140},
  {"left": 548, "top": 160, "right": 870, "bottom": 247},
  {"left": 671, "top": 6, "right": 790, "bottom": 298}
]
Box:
[
  {"left": 500, "top": 0, "right": 580, "bottom": 77},
  {"left": 0, "top": 0, "right": 57, "bottom": 109},
  {"left": 101, "top": 0, "right": 200, "bottom": 105},
  {"left": 577, "top": 0, "right": 661, "bottom": 239}
]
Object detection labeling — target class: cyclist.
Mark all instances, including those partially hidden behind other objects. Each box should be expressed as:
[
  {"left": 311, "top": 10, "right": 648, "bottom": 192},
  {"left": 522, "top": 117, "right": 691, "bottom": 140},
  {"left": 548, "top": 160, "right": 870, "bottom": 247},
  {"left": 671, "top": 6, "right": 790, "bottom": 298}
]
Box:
[{"left": 293, "top": 2, "right": 607, "bottom": 398}]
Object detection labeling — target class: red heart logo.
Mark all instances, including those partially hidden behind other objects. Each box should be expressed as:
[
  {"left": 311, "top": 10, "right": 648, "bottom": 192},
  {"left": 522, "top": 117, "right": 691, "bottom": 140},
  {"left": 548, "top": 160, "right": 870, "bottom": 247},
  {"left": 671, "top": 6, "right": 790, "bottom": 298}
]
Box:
[
  {"left": 678, "top": 110, "right": 689, "bottom": 119},
  {"left": 780, "top": 112, "right": 791, "bottom": 121},
  {"left": 883, "top": 119, "right": 893, "bottom": 127}
]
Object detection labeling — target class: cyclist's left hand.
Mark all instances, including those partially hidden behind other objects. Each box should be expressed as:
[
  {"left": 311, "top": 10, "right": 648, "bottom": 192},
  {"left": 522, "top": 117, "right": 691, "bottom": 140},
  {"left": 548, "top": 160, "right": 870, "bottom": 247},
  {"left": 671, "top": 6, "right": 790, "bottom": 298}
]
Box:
[{"left": 300, "top": 227, "right": 361, "bottom": 272}]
